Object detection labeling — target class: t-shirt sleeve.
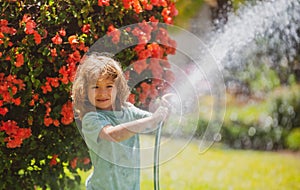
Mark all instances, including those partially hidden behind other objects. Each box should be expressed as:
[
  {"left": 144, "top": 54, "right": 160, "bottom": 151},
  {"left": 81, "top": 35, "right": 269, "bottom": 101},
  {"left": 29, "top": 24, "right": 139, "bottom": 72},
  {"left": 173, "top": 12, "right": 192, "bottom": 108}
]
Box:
[{"left": 82, "top": 112, "right": 111, "bottom": 145}]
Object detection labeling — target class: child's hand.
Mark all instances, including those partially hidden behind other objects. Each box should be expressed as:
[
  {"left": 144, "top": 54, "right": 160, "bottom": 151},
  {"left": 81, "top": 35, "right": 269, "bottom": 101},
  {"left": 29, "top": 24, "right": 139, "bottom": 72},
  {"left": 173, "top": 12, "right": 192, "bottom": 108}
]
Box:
[
  {"left": 152, "top": 106, "right": 169, "bottom": 123},
  {"left": 149, "top": 93, "right": 178, "bottom": 116},
  {"left": 161, "top": 93, "right": 179, "bottom": 112}
]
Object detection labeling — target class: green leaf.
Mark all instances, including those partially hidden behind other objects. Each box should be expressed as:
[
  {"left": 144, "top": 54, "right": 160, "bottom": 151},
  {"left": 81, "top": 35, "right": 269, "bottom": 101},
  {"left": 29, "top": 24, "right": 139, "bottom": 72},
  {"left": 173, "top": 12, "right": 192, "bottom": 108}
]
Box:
[{"left": 49, "top": 0, "right": 55, "bottom": 6}]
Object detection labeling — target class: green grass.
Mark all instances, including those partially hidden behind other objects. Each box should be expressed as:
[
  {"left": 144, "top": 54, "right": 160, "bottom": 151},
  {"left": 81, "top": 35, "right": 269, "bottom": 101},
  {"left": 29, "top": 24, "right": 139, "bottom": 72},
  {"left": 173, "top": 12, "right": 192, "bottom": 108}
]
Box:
[{"left": 79, "top": 135, "right": 300, "bottom": 189}]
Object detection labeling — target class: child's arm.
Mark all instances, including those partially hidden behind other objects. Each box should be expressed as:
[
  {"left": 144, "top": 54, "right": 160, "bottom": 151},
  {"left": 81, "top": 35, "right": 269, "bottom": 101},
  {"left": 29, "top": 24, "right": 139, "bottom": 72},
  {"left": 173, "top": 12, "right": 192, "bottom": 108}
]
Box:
[{"left": 99, "top": 106, "right": 168, "bottom": 142}]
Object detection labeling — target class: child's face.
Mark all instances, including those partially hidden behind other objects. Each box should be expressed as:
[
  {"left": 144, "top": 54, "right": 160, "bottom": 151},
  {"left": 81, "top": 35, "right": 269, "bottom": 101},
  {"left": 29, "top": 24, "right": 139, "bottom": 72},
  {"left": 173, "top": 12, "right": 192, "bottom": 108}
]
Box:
[{"left": 87, "top": 77, "right": 117, "bottom": 111}]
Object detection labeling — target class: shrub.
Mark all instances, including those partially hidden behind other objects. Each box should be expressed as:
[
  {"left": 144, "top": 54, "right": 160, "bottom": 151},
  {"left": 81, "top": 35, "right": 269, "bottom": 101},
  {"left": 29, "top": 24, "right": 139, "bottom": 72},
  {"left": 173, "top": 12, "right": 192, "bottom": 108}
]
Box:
[
  {"left": 0, "top": 0, "right": 178, "bottom": 189},
  {"left": 218, "top": 85, "right": 300, "bottom": 150},
  {"left": 286, "top": 128, "right": 300, "bottom": 150},
  {"left": 221, "top": 121, "right": 286, "bottom": 150}
]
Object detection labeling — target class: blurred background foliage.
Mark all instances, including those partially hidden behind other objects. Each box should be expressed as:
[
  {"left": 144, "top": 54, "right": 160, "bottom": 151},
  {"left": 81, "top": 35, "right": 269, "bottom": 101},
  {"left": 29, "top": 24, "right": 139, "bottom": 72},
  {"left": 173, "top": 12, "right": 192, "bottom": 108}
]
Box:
[{"left": 173, "top": 0, "right": 300, "bottom": 151}]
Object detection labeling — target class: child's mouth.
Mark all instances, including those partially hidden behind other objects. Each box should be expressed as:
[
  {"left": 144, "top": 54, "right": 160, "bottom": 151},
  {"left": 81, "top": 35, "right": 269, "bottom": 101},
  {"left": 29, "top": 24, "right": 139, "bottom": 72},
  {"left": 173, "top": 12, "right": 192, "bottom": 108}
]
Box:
[{"left": 97, "top": 99, "right": 109, "bottom": 102}]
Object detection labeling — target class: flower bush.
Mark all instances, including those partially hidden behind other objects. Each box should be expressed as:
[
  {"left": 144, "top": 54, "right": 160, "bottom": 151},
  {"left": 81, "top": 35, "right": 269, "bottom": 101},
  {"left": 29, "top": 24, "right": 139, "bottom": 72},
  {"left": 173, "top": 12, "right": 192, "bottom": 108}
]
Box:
[{"left": 0, "top": 0, "right": 178, "bottom": 189}]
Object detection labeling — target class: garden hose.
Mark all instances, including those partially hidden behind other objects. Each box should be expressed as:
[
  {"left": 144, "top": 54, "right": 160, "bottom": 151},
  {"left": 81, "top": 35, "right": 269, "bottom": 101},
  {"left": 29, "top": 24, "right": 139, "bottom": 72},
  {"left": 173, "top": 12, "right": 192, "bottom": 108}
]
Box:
[
  {"left": 154, "top": 94, "right": 177, "bottom": 190},
  {"left": 154, "top": 121, "right": 164, "bottom": 190}
]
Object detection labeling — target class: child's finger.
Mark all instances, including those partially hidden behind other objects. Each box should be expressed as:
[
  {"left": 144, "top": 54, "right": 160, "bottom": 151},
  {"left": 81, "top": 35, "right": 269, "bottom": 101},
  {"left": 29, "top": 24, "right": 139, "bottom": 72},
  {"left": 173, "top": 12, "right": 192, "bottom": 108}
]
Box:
[
  {"left": 154, "top": 106, "right": 169, "bottom": 121},
  {"left": 159, "top": 106, "right": 169, "bottom": 121}
]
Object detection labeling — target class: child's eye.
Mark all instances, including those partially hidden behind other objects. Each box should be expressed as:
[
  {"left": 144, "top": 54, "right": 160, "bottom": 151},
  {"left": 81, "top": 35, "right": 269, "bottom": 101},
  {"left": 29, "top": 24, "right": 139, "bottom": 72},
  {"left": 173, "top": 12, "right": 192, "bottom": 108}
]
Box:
[
  {"left": 107, "top": 85, "right": 113, "bottom": 88},
  {"left": 91, "top": 86, "right": 98, "bottom": 89}
]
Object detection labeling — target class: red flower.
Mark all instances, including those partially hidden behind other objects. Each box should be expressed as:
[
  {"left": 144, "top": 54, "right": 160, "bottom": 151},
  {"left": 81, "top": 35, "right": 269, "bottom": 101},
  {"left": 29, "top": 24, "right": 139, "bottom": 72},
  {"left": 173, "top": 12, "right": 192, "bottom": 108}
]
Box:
[
  {"left": 163, "top": 16, "right": 173, "bottom": 24},
  {"left": 68, "top": 35, "right": 78, "bottom": 45},
  {"left": 149, "top": 84, "right": 158, "bottom": 99},
  {"left": 41, "top": 82, "right": 52, "bottom": 94},
  {"left": 141, "top": 82, "right": 151, "bottom": 92},
  {"left": 107, "top": 25, "right": 120, "bottom": 44},
  {"left": 12, "top": 97, "right": 21, "bottom": 106},
  {"left": 148, "top": 59, "right": 163, "bottom": 78},
  {"left": 33, "top": 94, "right": 39, "bottom": 101},
  {"left": 33, "top": 31, "right": 41, "bottom": 45},
  {"left": 149, "top": 16, "right": 159, "bottom": 23},
  {"left": 50, "top": 154, "right": 58, "bottom": 167},
  {"left": 143, "top": 2, "right": 153, "bottom": 11},
  {"left": 78, "top": 41, "right": 89, "bottom": 52},
  {"left": 0, "top": 120, "right": 31, "bottom": 148},
  {"left": 128, "top": 93, "right": 136, "bottom": 104},
  {"left": 147, "top": 43, "right": 163, "bottom": 58},
  {"left": 98, "top": 0, "right": 110, "bottom": 6},
  {"left": 0, "top": 19, "right": 17, "bottom": 35},
  {"left": 70, "top": 157, "right": 78, "bottom": 169},
  {"left": 81, "top": 24, "right": 90, "bottom": 34},
  {"left": 165, "top": 38, "right": 177, "bottom": 54},
  {"left": 169, "top": 3, "right": 178, "bottom": 16},
  {"left": 0, "top": 107, "right": 8, "bottom": 116},
  {"left": 122, "top": 0, "right": 132, "bottom": 9},
  {"left": 156, "top": 28, "right": 169, "bottom": 45},
  {"left": 50, "top": 48, "right": 57, "bottom": 57},
  {"left": 0, "top": 74, "right": 25, "bottom": 106},
  {"left": 44, "top": 101, "right": 52, "bottom": 117},
  {"left": 82, "top": 157, "right": 91, "bottom": 165},
  {"left": 46, "top": 77, "right": 60, "bottom": 88},
  {"left": 61, "top": 101, "right": 74, "bottom": 125},
  {"left": 161, "top": 3, "right": 178, "bottom": 24},
  {"left": 21, "top": 14, "right": 31, "bottom": 23},
  {"left": 59, "top": 28, "right": 66, "bottom": 36},
  {"left": 134, "top": 44, "right": 145, "bottom": 53},
  {"left": 67, "top": 50, "right": 81, "bottom": 64},
  {"left": 29, "top": 94, "right": 37, "bottom": 107},
  {"left": 14, "top": 53, "right": 24, "bottom": 67},
  {"left": 151, "top": 0, "right": 167, "bottom": 6},
  {"left": 59, "top": 66, "right": 69, "bottom": 84},
  {"left": 139, "top": 91, "right": 148, "bottom": 105},
  {"left": 44, "top": 117, "right": 53, "bottom": 127},
  {"left": 133, "top": 0, "right": 142, "bottom": 13},
  {"left": 29, "top": 99, "right": 35, "bottom": 106},
  {"left": 131, "top": 22, "right": 152, "bottom": 44},
  {"left": 51, "top": 34, "right": 62, "bottom": 45},
  {"left": 24, "top": 20, "right": 36, "bottom": 34},
  {"left": 138, "top": 20, "right": 153, "bottom": 35},
  {"left": 138, "top": 49, "right": 151, "bottom": 60},
  {"left": 133, "top": 59, "right": 148, "bottom": 74},
  {"left": 53, "top": 120, "right": 60, "bottom": 127},
  {"left": 0, "top": 19, "right": 8, "bottom": 26}
]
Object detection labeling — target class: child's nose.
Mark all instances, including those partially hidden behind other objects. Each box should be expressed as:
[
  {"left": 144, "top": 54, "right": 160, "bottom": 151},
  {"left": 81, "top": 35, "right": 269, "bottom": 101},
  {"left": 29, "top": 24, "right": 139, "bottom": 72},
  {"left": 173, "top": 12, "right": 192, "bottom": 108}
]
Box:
[{"left": 97, "top": 88, "right": 110, "bottom": 94}]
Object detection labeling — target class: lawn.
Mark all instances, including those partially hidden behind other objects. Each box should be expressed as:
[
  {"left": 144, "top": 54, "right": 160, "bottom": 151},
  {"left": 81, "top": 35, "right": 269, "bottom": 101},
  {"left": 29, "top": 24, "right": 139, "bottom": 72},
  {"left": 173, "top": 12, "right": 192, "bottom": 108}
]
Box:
[{"left": 79, "top": 135, "right": 300, "bottom": 190}]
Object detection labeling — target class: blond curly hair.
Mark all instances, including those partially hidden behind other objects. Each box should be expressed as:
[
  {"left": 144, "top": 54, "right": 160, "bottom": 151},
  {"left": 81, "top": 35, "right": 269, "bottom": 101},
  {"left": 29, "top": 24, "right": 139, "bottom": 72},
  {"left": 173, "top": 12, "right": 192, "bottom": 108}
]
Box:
[{"left": 72, "top": 52, "right": 130, "bottom": 120}]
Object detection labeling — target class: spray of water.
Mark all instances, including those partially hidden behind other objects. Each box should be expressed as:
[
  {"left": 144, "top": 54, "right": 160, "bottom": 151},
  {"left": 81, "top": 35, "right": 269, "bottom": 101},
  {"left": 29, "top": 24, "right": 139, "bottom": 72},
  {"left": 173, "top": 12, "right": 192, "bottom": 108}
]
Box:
[
  {"left": 210, "top": 0, "right": 300, "bottom": 68},
  {"left": 167, "top": 0, "right": 300, "bottom": 153}
]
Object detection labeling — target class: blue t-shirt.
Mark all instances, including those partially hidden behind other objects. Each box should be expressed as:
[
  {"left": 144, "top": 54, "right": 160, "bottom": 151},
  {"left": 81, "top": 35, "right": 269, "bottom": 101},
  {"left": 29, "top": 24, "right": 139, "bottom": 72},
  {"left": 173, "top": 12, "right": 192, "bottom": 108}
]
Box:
[{"left": 82, "top": 103, "right": 151, "bottom": 190}]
